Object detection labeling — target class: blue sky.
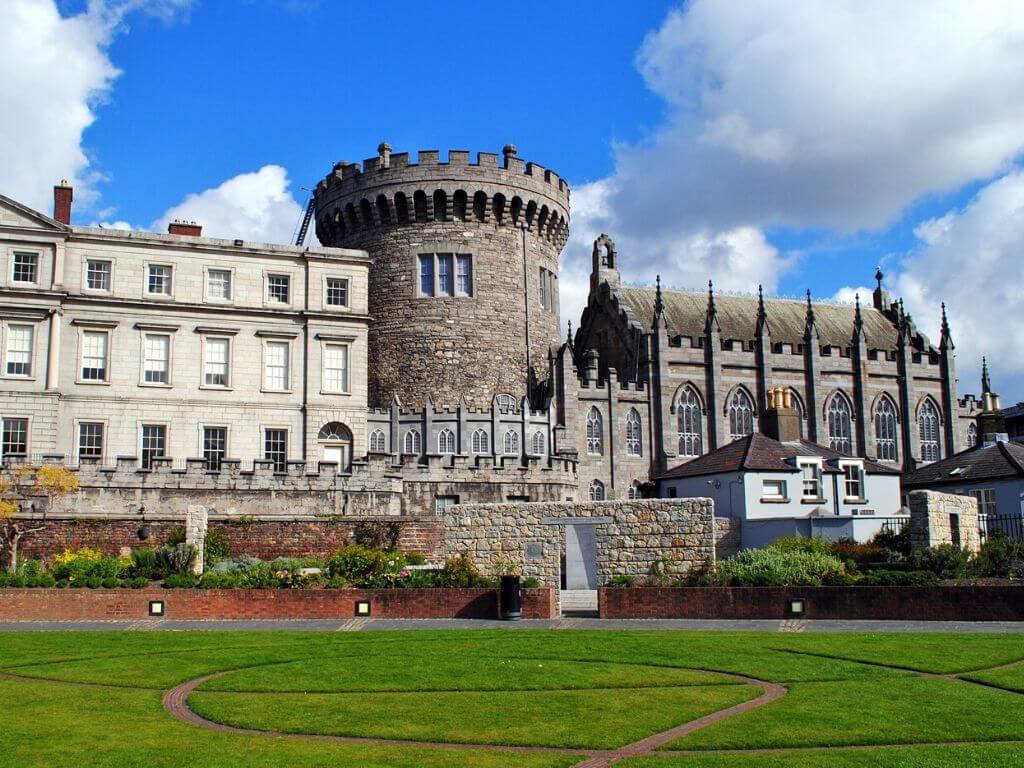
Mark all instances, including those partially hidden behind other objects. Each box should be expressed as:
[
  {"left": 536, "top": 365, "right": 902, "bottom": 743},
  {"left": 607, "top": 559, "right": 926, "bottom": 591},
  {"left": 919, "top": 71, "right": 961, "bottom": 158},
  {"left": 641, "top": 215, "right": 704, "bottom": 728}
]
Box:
[{"left": 5, "top": 1, "right": 1024, "bottom": 401}]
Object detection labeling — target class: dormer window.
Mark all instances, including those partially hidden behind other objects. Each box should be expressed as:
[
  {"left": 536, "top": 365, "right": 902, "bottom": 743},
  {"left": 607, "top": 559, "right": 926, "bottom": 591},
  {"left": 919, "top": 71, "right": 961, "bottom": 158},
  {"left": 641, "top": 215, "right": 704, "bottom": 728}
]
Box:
[
  {"left": 840, "top": 461, "right": 864, "bottom": 500},
  {"left": 798, "top": 458, "right": 823, "bottom": 500}
]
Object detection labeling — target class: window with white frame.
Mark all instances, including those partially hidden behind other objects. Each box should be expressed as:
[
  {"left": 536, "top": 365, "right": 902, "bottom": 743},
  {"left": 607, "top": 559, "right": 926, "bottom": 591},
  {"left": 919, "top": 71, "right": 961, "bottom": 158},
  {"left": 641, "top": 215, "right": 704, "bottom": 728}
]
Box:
[
  {"left": 403, "top": 429, "right": 422, "bottom": 455},
  {"left": 496, "top": 393, "right": 516, "bottom": 413},
  {"left": 266, "top": 274, "right": 290, "bottom": 304},
  {"left": 842, "top": 463, "right": 863, "bottom": 499},
  {"left": 471, "top": 428, "right": 489, "bottom": 454},
  {"left": 800, "top": 460, "right": 822, "bottom": 500},
  {"left": 437, "top": 254, "right": 453, "bottom": 296},
  {"left": 418, "top": 254, "right": 434, "bottom": 296},
  {"left": 762, "top": 479, "right": 787, "bottom": 500},
  {"left": 628, "top": 481, "right": 642, "bottom": 500},
  {"left": 456, "top": 255, "right": 472, "bottom": 296},
  {"left": 826, "top": 394, "right": 853, "bottom": 453},
  {"left": 971, "top": 488, "right": 997, "bottom": 516},
  {"left": 11, "top": 252, "right": 37, "bottom": 284},
  {"left": 263, "top": 428, "right": 287, "bottom": 471},
  {"left": 728, "top": 389, "right": 755, "bottom": 441},
  {"left": 325, "top": 277, "right": 349, "bottom": 307},
  {"left": 586, "top": 407, "right": 603, "bottom": 455},
  {"left": 77, "top": 422, "right": 104, "bottom": 460},
  {"left": 626, "top": 408, "right": 642, "bottom": 457},
  {"left": 503, "top": 429, "right": 520, "bottom": 455},
  {"left": 142, "top": 334, "right": 170, "bottom": 384},
  {"left": 80, "top": 330, "right": 109, "bottom": 381},
  {"left": 438, "top": 428, "right": 456, "bottom": 454},
  {"left": 140, "top": 424, "right": 166, "bottom": 469},
  {"left": 530, "top": 430, "right": 546, "bottom": 456},
  {"left": 203, "top": 426, "right": 227, "bottom": 471},
  {"left": 86, "top": 259, "right": 111, "bottom": 291},
  {"left": 322, "top": 343, "right": 349, "bottom": 393},
  {"left": 203, "top": 337, "right": 230, "bottom": 387},
  {"left": 919, "top": 400, "right": 941, "bottom": 462},
  {"left": 207, "top": 269, "right": 232, "bottom": 300},
  {"left": 678, "top": 387, "right": 703, "bottom": 456},
  {"left": 874, "top": 397, "right": 899, "bottom": 461},
  {"left": 589, "top": 479, "right": 605, "bottom": 501},
  {"left": 147, "top": 264, "right": 172, "bottom": 295},
  {"left": 263, "top": 340, "right": 290, "bottom": 390},
  {"left": 418, "top": 253, "right": 473, "bottom": 297},
  {"left": 539, "top": 267, "right": 557, "bottom": 311},
  {"left": 369, "top": 429, "right": 387, "bottom": 453},
  {"left": 1, "top": 417, "right": 28, "bottom": 458},
  {"left": 5, "top": 324, "right": 33, "bottom": 377}
]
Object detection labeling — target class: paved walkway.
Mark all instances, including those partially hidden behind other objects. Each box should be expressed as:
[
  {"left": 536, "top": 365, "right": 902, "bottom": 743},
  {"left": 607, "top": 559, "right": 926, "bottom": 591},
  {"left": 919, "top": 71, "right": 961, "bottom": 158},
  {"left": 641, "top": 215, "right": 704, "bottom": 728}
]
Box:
[{"left": 1, "top": 618, "right": 1023, "bottom": 632}]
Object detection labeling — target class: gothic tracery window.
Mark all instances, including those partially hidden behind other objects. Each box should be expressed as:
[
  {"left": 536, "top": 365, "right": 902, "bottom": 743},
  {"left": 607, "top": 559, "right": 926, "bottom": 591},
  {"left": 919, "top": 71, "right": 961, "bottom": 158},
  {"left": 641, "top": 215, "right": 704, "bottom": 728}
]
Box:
[
  {"left": 677, "top": 387, "right": 703, "bottom": 456},
  {"left": 728, "top": 390, "right": 754, "bottom": 441},
  {"left": 438, "top": 428, "right": 456, "bottom": 454},
  {"left": 369, "top": 429, "right": 386, "bottom": 453},
  {"left": 826, "top": 394, "right": 853, "bottom": 453},
  {"left": 919, "top": 400, "right": 941, "bottom": 462},
  {"left": 874, "top": 397, "right": 899, "bottom": 462},
  {"left": 403, "top": 429, "right": 422, "bottom": 455},
  {"left": 589, "top": 479, "right": 605, "bottom": 501},
  {"left": 471, "top": 428, "right": 489, "bottom": 454},
  {"left": 530, "top": 430, "right": 546, "bottom": 456},
  {"left": 625, "top": 408, "right": 642, "bottom": 457},
  {"left": 586, "top": 407, "right": 603, "bottom": 455},
  {"left": 503, "top": 429, "right": 520, "bottom": 455}
]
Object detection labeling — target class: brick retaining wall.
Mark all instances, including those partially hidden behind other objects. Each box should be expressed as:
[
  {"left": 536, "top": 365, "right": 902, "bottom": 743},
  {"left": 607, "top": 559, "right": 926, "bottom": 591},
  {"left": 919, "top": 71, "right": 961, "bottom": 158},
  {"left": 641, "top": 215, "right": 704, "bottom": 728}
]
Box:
[
  {"left": 598, "top": 586, "right": 1024, "bottom": 621},
  {"left": 17, "top": 518, "right": 445, "bottom": 561},
  {"left": 0, "top": 587, "right": 555, "bottom": 621}
]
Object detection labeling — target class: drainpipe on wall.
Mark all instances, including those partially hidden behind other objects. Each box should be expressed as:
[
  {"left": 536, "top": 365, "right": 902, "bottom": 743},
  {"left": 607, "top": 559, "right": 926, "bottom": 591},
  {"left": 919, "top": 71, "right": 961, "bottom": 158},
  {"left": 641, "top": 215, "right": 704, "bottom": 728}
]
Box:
[{"left": 521, "top": 223, "right": 532, "bottom": 404}]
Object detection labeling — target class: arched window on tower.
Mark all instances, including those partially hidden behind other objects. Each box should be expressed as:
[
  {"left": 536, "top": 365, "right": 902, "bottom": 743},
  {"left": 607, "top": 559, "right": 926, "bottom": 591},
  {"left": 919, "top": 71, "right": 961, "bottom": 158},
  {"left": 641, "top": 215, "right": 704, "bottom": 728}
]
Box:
[
  {"left": 728, "top": 390, "right": 755, "bottom": 441},
  {"left": 626, "top": 408, "right": 642, "bottom": 457},
  {"left": 492, "top": 193, "right": 506, "bottom": 224},
  {"left": 678, "top": 387, "right": 703, "bottom": 456},
  {"left": 471, "top": 428, "right": 489, "bottom": 455},
  {"left": 413, "top": 191, "right": 428, "bottom": 222},
  {"left": 403, "top": 429, "right": 422, "bottom": 455},
  {"left": 874, "top": 397, "right": 899, "bottom": 462},
  {"left": 437, "top": 428, "right": 456, "bottom": 455},
  {"left": 826, "top": 394, "right": 853, "bottom": 453},
  {"left": 432, "top": 190, "right": 448, "bottom": 222},
  {"left": 919, "top": 400, "right": 941, "bottom": 462},
  {"left": 530, "top": 430, "right": 546, "bottom": 456},
  {"left": 453, "top": 190, "right": 467, "bottom": 221},
  {"left": 473, "top": 191, "right": 487, "bottom": 222},
  {"left": 586, "top": 408, "right": 603, "bottom": 455},
  {"left": 394, "top": 192, "right": 410, "bottom": 224},
  {"left": 589, "top": 479, "right": 605, "bottom": 501},
  {"left": 503, "top": 429, "right": 520, "bottom": 456},
  {"left": 375, "top": 194, "right": 391, "bottom": 224},
  {"left": 369, "top": 429, "right": 387, "bottom": 454},
  {"left": 967, "top": 422, "right": 978, "bottom": 449}
]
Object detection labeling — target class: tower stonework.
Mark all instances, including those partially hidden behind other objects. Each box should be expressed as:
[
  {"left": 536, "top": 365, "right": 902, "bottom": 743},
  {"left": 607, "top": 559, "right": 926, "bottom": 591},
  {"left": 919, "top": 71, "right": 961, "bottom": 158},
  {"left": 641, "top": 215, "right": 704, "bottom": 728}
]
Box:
[{"left": 314, "top": 145, "right": 570, "bottom": 410}]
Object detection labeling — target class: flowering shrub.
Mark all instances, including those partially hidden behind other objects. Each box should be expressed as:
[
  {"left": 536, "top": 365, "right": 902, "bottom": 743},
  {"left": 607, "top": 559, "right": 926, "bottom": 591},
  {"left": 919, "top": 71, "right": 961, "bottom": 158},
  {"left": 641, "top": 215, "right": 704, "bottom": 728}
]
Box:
[
  {"left": 51, "top": 548, "right": 124, "bottom": 584},
  {"left": 710, "top": 548, "right": 848, "bottom": 586}
]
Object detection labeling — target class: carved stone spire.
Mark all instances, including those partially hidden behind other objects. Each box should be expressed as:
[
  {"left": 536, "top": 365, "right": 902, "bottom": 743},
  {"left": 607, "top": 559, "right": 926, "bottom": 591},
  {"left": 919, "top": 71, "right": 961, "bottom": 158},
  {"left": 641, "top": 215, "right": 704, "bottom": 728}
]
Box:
[
  {"left": 704, "top": 279, "right": 720, "bottom": 333},
  {"left": 853, "top": 292, "right": 864, "bottom": 340},
  {"left": 939, "top": 302, "right": 954, "bottom": 350},
  {"left": 982, "top": 356, "right": 991, "bottom": 395},
  {"left": 804, "top": 289, "right": 817, "bottom": 339},
  {"left": 756, "top": 284, "right": 770, "bottom": 336},
  {"left": 652, "top": 274, "right": 665, "bottom": 330},
  {"left": 566, "top": 320, "right": 574, "bottom": 351}
]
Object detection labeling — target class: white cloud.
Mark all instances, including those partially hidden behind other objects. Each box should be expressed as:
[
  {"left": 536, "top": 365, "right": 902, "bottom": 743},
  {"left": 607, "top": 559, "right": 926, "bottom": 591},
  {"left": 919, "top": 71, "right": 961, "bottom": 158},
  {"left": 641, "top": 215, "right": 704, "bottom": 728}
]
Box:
[
  {"left": 895, "top": 169, "right": 1024, "bottom": 400},
  {"left": 0, "top": 0, "right": 192, "bottom": 216},
  {"left": 154, "top": 165, "right": 304, "bottom": 244}
]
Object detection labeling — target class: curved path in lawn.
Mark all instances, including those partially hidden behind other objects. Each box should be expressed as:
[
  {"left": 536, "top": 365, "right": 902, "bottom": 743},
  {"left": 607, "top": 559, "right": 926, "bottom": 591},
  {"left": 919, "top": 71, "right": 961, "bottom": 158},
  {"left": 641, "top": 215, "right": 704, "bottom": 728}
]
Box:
[{"left": 162, "top": 667, "right": 786, "bottom": 767}]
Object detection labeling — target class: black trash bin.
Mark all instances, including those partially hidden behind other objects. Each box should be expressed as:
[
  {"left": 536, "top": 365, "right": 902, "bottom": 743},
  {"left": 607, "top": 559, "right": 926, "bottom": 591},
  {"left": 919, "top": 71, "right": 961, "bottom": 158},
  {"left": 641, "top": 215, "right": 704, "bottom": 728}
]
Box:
[{"left": 500, "top": 575, "right": 522, "bottom": 621}]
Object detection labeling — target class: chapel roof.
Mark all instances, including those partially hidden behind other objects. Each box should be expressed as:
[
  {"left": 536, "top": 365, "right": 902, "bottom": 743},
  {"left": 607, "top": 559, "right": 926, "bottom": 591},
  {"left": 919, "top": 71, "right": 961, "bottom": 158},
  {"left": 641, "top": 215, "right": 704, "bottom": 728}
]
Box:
[{"left": 901, "top": 440, "right": 1024, "bottom": 488}]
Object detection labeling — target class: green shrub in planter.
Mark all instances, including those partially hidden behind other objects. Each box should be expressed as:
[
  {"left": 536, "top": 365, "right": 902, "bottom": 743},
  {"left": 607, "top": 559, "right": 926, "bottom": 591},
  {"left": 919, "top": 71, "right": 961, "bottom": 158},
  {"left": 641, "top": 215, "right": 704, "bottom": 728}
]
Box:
[
  {"left": 767, "top": 536, "right": 833, "bottom": 556},
  {"left": 404, "top": 553, "right": 428, "bottom": 566},
  {"left": 84, "top": 576, "right": 103, "bottom": 588},
  {"left": 327, "top": 545, "right": 405, "bottom": 585},
  {"left": 155, "top": 543, "right": 196, "bottom": 576},
  {"left": 870, "top": 523, "right": 911, "bottom": 557},
  {"left": 908, "top": 545, "right": 974, "bottom": 579},
  {"left": 166, "top": 524, "right": 186, "bottom": 545},
  {"left": 5, "top": 574, "right": 25, "bottom": 588},
  {"left": 437, "top": 553, "right": 494, "bottom": 587},
  {"left": 18, "top": 559, "right": 43, "bottom": 579},
  {"left": 101, "top": 577, "right": 118, "bottom": 588},
  {"left": 521, "top": 576, "right": 541, "bottom": 588},
  {"left": 203, "top": 529, "right": 231, "bottom": 564},
  {"left": 126, "top": 548, "right": 158, "bottom": 580},
  {"left": 711, "top": 548, "right": 848, "bottom": 586},
  {"left": 126, "top": 576, "right": 148, "bottom": 589},
  {"left": 38, "top": 574, "right": 56, "bottom": 588},
  {"left": 163, "top": 573, "right": 198, "bottom": 589},
  {"left": 607, "top": 574, "right": 635, "bottom": 588},
  {"left": 863, "top": 569, "right": 938, "bottom": 586},
  {"left": 976, "top": 531, "right": 1024, "bottom": 579}
]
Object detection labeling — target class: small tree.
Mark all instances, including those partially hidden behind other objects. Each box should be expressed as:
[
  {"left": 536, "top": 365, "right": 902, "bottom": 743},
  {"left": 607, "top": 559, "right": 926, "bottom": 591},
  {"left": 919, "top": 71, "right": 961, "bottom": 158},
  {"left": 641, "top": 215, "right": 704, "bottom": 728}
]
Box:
[{"left": 0, "top": 466, "right": 79, "bottom": 574}]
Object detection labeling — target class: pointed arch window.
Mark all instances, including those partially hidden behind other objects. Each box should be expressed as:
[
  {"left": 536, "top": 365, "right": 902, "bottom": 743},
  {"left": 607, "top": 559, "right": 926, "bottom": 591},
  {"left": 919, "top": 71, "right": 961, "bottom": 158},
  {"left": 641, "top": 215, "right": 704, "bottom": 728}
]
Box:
[
  {"left": 919, "top": 400, "right": 941, "bottom": 462},
  {"left": 503, "top": 429, "right": 520, "bottom": 456},
  {"left": 589, "top": 479, "right": 605, "bottom": 501},
  {"left": 678, "top": 387, "right": 703, "bottom": 456},
  {"left": 403, "top": 429, "right": 422, "bottom": 455},
  {"left": 586, "top": 407, "right": 604, "bottom": 455},
  {"left": 438, "top": 428, "right": 456, "bottom": 454},
  {"left": 369, "top": 429, "right": 386, "bottom": 453},
  {"left": 530, "top": 430, "right": 546, "bottom": 456},
  {"left": 728, "top": 390, "right": 754, "bottom": 442},
  {"left": 625, "top": 409, "right": 642, "bottom": 457},
  {"left": 967, "top": 422, "right": 978, "bottom": 449},
  {"left": 471, "top": 428, "right": 489, "bottom": 455},
  {"left": 627, "top": 481, "right": 642, "bottom": 500},
  {"left": 874, "top": 397, "right": 899, "bottom": 462},
  {"left": 826, "top": 395, "right": 853, "bottom": 453}
]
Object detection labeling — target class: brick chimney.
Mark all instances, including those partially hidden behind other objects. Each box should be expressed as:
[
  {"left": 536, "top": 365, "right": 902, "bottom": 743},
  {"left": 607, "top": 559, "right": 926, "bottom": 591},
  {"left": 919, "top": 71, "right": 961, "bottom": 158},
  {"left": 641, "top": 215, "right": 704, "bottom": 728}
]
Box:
[
  {"left": 977, "top": 391, "right": 1007, "bottom": 446},
  {"left": 53, "top": 180, "right": 73, "bottom": 225},
  {"left": 168, "top": 219, "right": 202, "bottom": 237},
  {"left": 763, "top": 387, "right": 801, "bottom": 443}
]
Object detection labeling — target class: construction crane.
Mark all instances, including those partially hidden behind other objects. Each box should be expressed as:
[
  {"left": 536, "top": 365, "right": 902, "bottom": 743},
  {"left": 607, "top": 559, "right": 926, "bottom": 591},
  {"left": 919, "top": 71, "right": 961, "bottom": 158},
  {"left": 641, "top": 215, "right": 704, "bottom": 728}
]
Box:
[{"left": 295, "top": 196, "right": 315, "bottom": 246}]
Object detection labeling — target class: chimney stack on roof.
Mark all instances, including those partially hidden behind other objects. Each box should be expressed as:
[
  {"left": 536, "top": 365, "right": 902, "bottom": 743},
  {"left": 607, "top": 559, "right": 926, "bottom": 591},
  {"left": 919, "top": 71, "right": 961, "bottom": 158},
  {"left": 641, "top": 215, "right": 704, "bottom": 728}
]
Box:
[
  {"left": 764, "top": 386, "right": 801, "bottom": 443},
  {"left": 977, "top": 361, "right": 1007, "bottom": 446},
  {"left": 168, "top": 219, "right": 202, "bottom": 237},
  {"left": 53, "top": 180, "right": 73, "bottom": 225}
]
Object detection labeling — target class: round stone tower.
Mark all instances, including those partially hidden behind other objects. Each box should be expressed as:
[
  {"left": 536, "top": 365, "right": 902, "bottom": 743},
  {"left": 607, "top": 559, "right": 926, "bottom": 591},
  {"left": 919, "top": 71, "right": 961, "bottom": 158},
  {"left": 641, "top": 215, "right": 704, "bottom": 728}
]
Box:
[{"left": 314, "top": 144, "right": 570, "bottom": 410}]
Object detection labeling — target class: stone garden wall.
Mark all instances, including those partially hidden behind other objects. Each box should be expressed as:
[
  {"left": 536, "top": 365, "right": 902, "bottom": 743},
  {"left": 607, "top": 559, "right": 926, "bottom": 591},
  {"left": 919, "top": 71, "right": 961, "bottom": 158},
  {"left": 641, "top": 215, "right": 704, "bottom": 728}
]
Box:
[
  {"left": 908, "top": 490, "right": 980, "bottom": 554},
  {"left": 444, "top": 498, "right": 715, "bottom": 587}
]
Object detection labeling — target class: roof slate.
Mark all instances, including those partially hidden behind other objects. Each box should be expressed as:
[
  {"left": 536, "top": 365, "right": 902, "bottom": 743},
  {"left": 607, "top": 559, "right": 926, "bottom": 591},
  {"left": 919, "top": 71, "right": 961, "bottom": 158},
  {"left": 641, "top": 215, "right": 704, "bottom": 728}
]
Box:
[{"left": 902, "top": 441, "right": 1024, "bottom": 487}]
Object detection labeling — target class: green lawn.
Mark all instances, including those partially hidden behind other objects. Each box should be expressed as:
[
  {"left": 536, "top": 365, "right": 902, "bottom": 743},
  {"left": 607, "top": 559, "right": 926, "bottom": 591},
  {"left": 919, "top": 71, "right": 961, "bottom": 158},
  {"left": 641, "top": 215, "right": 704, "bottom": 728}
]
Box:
[{"left": 0, "top": 629, "right": 1021, "bottom": 766}]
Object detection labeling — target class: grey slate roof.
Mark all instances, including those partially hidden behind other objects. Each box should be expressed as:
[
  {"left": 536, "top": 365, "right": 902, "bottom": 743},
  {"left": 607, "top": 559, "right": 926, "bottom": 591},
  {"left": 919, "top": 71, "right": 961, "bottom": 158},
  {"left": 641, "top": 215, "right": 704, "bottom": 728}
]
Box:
[
  {"left": 902, "top": 441, "right": 1024, "bottom": 488},
  {"left": 655, "top": 433, "right": 900, "bottom": 481},
  {"left": 617, "top": 286, "right": 900, "bottom": 350}
]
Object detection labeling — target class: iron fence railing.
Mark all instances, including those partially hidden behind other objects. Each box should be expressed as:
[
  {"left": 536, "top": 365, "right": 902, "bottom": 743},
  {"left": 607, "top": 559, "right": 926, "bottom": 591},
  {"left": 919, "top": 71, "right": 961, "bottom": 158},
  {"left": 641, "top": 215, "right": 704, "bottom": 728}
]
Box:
[
  {"left": 877, "top": 517, "right": 910, "bottom": 536},
  {"left": 979, "top": 514, "right": 1024, "bottom": 543}
]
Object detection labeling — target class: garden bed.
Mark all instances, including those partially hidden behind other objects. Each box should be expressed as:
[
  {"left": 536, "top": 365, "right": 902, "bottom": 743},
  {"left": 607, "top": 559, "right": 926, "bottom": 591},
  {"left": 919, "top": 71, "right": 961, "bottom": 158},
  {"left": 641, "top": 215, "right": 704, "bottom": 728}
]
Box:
[
  {"left": 0, "top": 586, "right": 557, "bottom": 621},
  {"left": 598, "top": 584, "right": 1024, "bottom": 621}
]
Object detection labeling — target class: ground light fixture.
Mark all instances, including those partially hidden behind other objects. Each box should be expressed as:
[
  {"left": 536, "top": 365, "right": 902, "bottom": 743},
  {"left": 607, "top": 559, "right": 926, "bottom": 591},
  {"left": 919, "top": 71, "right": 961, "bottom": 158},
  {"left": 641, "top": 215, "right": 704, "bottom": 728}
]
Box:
[
  {"left": 355, "top": 600, "right": 371, "bottom": 617},
  {"left": 148, "top": 600, "right": 165, "bottom": 617},
  {"left": 787, "top": 598, "right": 806, "bottom": 618}
]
